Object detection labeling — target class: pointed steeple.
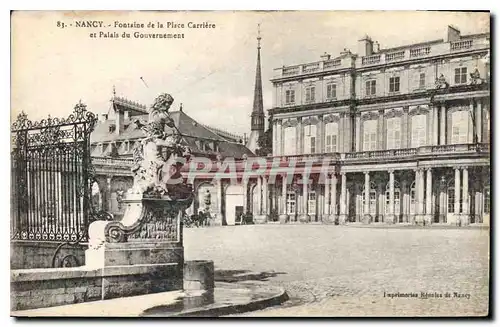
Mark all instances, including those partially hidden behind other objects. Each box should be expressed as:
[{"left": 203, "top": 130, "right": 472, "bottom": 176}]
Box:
[{"left": 251, "top": 23, "right": 265, "bottom": 132}]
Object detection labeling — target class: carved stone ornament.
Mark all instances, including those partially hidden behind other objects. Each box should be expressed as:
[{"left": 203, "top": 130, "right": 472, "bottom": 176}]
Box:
[
  {"left": 323, "top": 114, "right": 340, "bottom": 124},
  {"left": 434, "top": 73, "right": 449, "bottom": 89},
  {"left": 361, "top": 111, "right": 379, "bottom": 121},
  {"left": 409, "top": 105, "right": 430, "bottom": 116},
  {"left": 302, "top": 116, "right": 319, "bottom": 126},
  {"left": 469, "top": 68, "right": 483, "bottom": 85},
  {"left": 282, "top": 118, "right": 298, "bottom": 128},
  {"left": 384, "top": 108, "right": 403, "bottom": 119}
]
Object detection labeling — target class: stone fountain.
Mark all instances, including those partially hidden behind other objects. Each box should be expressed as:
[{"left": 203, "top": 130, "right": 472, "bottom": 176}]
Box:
[{"left": 85, "top": 93, "right": 194, "bottom": 299}]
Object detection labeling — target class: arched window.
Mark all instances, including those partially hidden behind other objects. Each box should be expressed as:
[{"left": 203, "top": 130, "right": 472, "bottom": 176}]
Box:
[
  {"left": 410, "top": 181, "right": 416, "bottom": 214},
  {"left": 308, "top": 191, "right": 316, "bottom": 215},
  {"left": 286, "top": 192, "right": 296, "bottom": 214},
  {"left": 447, "top": 179, "right": 463, "bottom": 214},
  {"left": 385, "top": 181, "right": 401, "bottom": 215},
  {"left": 362, "top": 182, "right": 377, "bottom": 215},
  {"left": 91, "top": 181, "right": 102, "bottom": 211}
]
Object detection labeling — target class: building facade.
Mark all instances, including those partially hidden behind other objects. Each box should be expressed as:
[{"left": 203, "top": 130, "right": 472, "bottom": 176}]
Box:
[{"left": 266, "top": 25, "right": 490, "bottom": 226}]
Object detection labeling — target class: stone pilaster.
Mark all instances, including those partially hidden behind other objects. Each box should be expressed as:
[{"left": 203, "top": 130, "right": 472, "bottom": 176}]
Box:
[
  {"left": 461, "top": 167, "right": 470, "bottom": 226},
  {"left": 433, "top": 105, "right": 439, "bottom": 145},
  {"left": 299, "top": 173, "right": 310, "bottom": 223},
  {"left": 363, "top": 171, "right": 372, "bottom": 223},
  {"left": 386, "top": 170, "right": 395, "bottom": 224},
  {"left": 355, "top": 113, "right": 361, "bottom": 152},
  {"left": 213, "top": 179, "right": 223, "bottom": 226},
  {"left": 279, "top": 174, "right": 288, "bottom": 223},
  {"left": 329, "top": 173, "right": 338, "bottom": 223},
  {"left": 453, "top": 167, "right": 461, "bottom": 226},
  {"left": 476, "top": 100, "right": 482, "bottom": 142},
  {"left": 440, "top": 104, "right": 447, "bottom": 145},
  {"left": 254, "top": 176, "right": 268, "bottom": 224},
  {"left": 424, "top": 168, "right": 433, "bottom": 225},
  {"left": 339, "top": 172, "right": 347, "bottom": 224}
]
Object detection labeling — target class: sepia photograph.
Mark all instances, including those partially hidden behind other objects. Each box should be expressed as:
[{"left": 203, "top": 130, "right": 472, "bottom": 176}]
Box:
[{"left": 9, "top": 10, "right": 491, "bottom": 318}]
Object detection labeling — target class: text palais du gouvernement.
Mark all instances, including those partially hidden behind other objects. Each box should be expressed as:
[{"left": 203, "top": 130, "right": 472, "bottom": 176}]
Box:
[{"left": 73, "top": 20, "right": 216, "bottom": 39}]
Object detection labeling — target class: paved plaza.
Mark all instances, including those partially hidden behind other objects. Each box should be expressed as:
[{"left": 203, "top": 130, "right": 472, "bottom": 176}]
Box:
[{"left": 184, "top": 224, "right": 490, "bottom": 316}]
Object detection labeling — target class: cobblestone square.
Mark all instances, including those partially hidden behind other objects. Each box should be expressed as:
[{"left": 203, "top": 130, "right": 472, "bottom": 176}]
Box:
[{"left": 184, "top": 225, "right": 490, "bottom": 316}]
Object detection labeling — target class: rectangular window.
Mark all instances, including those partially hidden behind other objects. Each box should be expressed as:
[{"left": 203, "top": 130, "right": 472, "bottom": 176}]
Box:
[
  {"left": 303, "top": 124, "right": 317, "bottom": 154},
  {"left": 366, "top": 80, "right": 376, "bottom": 96},
  {"left": 419, "top": 73, "right": 426, "bottom": 88},
  {"left": 451, "top": 110, "right": 469, "bottom": 144},
  {"left": 283, "top": 127, "right": 296, "bottom": 155},
  {"left": 411, "top": 114, "right": 427, "bottom": 147},
  {"left": 454, "top": 67, "right": 467, "bottom": 84},
  {"left": 325, "top": 122, "right": 338, "bottom": 152},
  {"left": 326, "top": 84, "right": 337, "bottom": 99},
  {"left": 285, "top": 90, "right": 295, "bottom": 104},
  {"left": 389, "top": 77, "right": 400, "bottom": 93},
  {"left": 386, "top": 117, "right": 402, "bottom": 149},
  {"left": 305, "top": 86, "right": 316, "bottom": 103},
  {"left": 363, "top": 120, "right": 378, "bottom": 151}
]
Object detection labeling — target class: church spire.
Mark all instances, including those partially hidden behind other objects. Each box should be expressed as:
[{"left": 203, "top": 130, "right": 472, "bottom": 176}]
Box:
[{"left": 251, "top": 23, "right": 264, "bottom": 132}]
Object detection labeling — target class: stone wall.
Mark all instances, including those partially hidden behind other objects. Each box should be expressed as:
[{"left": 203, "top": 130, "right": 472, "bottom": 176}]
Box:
[
  {"left": 11, "top": 241, "right": 86, "bottom": 269},
  {"left": 11, "top": 263, "right": 182, "bottom": 311}
]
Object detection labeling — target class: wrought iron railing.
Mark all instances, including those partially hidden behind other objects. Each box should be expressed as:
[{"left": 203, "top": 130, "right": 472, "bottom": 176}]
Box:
[{"left": 11, "top": 103, "right": 97, "bottom": 243}]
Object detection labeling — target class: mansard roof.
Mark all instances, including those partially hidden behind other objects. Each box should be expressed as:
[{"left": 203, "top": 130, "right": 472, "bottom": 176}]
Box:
[{"left": 90, "top": 109, "right": 254, "bottom": 158}]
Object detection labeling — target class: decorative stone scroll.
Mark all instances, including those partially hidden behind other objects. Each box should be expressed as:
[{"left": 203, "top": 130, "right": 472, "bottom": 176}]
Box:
[{"left": 103, "top": 195, "right": 192, "bottom": 243}]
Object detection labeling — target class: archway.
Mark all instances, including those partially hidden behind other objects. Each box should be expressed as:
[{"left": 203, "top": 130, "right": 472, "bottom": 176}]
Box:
[
  {"left": 91, "top": 181, "right": 102, "bottom": 211},
  {"left": 225, "top": 184, "right": 244, "bottom": 226}
]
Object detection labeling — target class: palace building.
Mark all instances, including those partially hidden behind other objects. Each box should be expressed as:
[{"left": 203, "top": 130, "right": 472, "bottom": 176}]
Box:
[
  {"left": 267, "top": 25, "right": 490, "bottom": 226},
  {"left": 92, "top": 25, "right": 490, "bottom": 227}
]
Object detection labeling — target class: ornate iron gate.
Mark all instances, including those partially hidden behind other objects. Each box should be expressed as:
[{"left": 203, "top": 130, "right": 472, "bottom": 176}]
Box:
[{"left": 11, "top": 102, "right": 98, "bottom": 243}]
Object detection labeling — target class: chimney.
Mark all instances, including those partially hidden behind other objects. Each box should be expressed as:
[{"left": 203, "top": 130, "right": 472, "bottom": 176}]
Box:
[
  {"left": 320, "top": 52, "right": 331, "bottom": 61},
  {"left": 373, "top": 41, "right": 380, "bottom": 53},
  {"left": 357, "top": 35, "right": 373, "bottom": 57},
  {"left": 115, "top": 109, "right": 124, "bottom": 135},
  {"left": 446, "top": 25, "right": 461, "bottom": 42},
  {"left": 340, "top": 48, "right": 351, "bottom": 56}
]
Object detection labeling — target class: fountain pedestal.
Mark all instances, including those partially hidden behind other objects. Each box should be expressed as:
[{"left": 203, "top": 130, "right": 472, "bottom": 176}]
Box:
[{"left": 86, "top": 194, "right": 192, "bottom": 299}]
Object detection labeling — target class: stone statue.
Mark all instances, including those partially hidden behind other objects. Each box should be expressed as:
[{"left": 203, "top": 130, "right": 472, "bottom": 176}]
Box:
[
  {"left": 469, "top": 68, "right": 483, "bottom": 85},
  {"left": 434, "top": 74, "right": 449, "bottom": 89},
  {"left": 130, "top": 93, "right": 192, "bottom": 199},
  {"left": 87, "top": 93, "right": 194, "bottom": 248}
]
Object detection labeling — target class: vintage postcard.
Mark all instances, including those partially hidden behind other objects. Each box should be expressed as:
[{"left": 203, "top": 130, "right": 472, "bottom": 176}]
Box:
[{"left": 10, "top": 10, "right": 490, "bottom": 317}]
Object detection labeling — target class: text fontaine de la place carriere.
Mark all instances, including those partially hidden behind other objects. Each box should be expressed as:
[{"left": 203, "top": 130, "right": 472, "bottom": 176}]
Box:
[{"left": 82, "top": 21, "right": 216, "bottom": 39}]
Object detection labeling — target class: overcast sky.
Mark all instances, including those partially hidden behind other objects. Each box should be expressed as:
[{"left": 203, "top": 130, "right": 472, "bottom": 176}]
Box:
[{"left": 11, "top": 11, "right": 489, "bottom": 136}]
